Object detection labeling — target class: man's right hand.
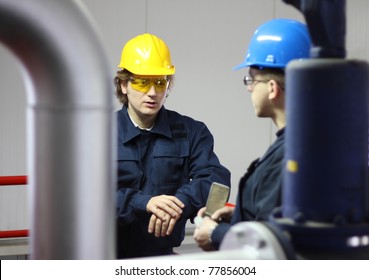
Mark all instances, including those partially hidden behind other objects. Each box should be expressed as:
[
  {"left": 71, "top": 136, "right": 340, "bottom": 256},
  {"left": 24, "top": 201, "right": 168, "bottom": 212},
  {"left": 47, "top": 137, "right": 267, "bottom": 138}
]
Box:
[
  {"left": 197, "top": 205, "right": 234, "bottom": 223},
  {"left": 146, "top": 195, "right": 184, "bottom": 221},
  {"left": 148, "top": 214, "right": 179, "bottom": 237},
  {"left": 211, "top": 205, "right": 234, "bottom": 223}
]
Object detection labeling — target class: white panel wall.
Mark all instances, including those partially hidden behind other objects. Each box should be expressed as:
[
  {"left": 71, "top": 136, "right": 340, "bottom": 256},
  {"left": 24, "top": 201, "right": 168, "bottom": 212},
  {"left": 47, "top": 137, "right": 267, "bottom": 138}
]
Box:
[
  {"left": 0, "top": 0, "right": 368, "bottom": 245},
  {"left": 0, "top": 48, "right": 27, "bottom": 231}
]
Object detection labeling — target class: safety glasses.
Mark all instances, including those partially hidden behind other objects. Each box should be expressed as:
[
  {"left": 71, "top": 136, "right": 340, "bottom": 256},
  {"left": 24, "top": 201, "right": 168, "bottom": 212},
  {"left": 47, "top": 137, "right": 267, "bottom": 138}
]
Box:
[
  {"left": 129, "top": 76, "right": 170, "bottom": 93},
  {"left": 243, "top": 76, "right": 269, "bottom": 86}
]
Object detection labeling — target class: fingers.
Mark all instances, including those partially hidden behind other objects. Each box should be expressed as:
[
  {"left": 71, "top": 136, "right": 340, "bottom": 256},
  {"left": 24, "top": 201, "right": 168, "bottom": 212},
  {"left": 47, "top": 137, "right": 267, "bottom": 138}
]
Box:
[
  {"left": 146, "top": 195, "right": 183, "bottom": 238},
  {"left": 197, "top": 207, "right": 206, "bottom": 217},
  {"left": 155, "top": 216, "right": 164, "bottom": 237},
  {"left": 197, "top": 206, "right": 233, "bottom": 222},
  {"left": 148, "top": 214, "right": 157, "bottom": 235},
  {"left": 151, "top": 207, "right": 170, "bottom": 223},
  {"left": 147, "top": 195, "right": 184, "bottom": 221},
  {"left": 158, "top": 195, "right": 184, "bottom": 209},
  {"left": 148, "top": 214, "right": 178, "bottom": 237},
  {"left": 165, "top": 217, "right": 178, "bottom": 236},
  {"left": 148, "top": 214, "right": 164, "bottom": 237},
  {"left": 159, "top": 198, "right": 183, "bottom": 218},
  {"left": 211, "top": 206, "right": 234, "bottom": 222}
]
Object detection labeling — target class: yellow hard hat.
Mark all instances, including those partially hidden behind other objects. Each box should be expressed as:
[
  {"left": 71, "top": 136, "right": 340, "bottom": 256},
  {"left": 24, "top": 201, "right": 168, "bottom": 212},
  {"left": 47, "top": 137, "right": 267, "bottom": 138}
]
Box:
[{"left": 118, "top": 33, "right": 175, "bottom": 75}]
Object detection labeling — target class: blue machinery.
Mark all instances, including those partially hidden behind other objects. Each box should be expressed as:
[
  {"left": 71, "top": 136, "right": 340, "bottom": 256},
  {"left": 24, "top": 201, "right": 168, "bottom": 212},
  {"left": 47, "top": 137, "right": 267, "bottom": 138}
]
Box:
[
  {"left": 0, "top": 0, "right": 368, "bottom": 259},
  {"left": 221, "top": 0, "right": 369, "bottom": 260},
  {"left": 274, "top": 0, "right": 369, "bottom": 259}
]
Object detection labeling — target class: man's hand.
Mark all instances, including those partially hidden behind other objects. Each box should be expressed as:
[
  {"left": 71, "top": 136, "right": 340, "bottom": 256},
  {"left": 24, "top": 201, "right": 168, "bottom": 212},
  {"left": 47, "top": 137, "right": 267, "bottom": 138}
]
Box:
[
  {"left": 211, "top": 206, "right": 234, "bottom": 223},
  {"left": 197, "top": 205, "right": 234, "bottom": 223},
  {"left": 193, "top": 216, "right": 217, "bottom": 251},
  {"left": 193, "top": 205, "right": 235, "bottom": 251},
  {"left": 148, "top": 214, "right": 179, "bottom": 237},
  {"left": 146, "top": 195, "right": 184, "bottom": 221}
]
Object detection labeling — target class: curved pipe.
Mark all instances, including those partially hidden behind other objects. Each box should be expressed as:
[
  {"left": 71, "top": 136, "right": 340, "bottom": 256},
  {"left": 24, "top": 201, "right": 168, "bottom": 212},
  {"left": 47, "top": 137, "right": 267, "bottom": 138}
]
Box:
[{"left": 0, "top": 0, "right": 115, "bottom": 259}]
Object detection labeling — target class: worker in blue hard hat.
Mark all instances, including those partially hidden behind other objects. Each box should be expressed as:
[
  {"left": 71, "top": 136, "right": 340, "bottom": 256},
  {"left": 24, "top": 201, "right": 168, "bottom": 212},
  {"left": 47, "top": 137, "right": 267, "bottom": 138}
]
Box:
[{"left": 193, "top": 18, "right": 311, "bottom": 251}]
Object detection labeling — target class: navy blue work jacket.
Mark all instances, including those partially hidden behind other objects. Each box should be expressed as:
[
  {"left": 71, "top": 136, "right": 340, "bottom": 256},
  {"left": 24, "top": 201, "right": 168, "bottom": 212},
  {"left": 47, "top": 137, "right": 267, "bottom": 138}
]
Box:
[
  {"left": 211, "top": 128, "right": 285, "bottom": 249},
  {"left": 116, "top": 106, "right": 230, "bottom": 258}
]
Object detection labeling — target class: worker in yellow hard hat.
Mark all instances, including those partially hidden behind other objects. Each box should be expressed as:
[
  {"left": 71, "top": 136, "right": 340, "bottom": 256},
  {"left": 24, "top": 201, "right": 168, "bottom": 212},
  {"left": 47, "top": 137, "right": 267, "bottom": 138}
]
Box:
[{"left": 114, "top": 33, "right": 230, "bottom": 259}]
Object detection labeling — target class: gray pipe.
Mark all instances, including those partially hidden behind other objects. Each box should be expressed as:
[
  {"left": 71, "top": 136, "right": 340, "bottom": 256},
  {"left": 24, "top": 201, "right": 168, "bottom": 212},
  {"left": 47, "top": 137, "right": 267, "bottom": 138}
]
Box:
[{"left": 0, "top": 0, "right": 115, "bottom": 259}]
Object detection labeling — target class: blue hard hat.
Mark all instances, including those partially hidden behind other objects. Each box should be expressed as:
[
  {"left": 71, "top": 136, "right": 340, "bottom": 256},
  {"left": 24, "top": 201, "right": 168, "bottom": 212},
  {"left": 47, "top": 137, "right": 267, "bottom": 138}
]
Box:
[{"left": 234, "top": 18, "right": 311, "bottom": 70}]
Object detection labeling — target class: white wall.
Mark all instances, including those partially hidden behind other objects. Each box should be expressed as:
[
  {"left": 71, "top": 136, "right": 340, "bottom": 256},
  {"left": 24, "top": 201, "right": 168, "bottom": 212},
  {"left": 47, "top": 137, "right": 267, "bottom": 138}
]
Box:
[
  {"left": 0, "top": 0, "right": 368, "bottom": 238},
  {"left": 0, "top": 48, "right": 27, "bottom": 231}
]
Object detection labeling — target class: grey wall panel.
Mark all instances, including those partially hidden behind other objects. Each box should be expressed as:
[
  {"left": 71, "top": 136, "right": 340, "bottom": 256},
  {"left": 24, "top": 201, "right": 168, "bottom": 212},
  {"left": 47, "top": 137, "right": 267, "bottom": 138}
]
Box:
[
  {"left": 0, "top": 47, "right": 28, "bottom": 231},
  {"left": 346, "top": 0, "right": 369, "bottom": 60},
  {"left": 0, "top": 47, "right": 27, "bottom": 176}
]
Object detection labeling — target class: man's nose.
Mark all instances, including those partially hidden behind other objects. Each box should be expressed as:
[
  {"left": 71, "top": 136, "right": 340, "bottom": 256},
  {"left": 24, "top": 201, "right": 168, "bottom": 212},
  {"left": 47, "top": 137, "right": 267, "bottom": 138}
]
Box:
[{"left": 146, "top": 85, "right": 157, "bottom": 96}]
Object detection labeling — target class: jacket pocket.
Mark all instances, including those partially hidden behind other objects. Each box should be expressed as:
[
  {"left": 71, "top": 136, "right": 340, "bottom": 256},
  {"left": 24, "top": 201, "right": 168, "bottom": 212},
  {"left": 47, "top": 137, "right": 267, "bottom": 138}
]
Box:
[
  {"left": 117, "top": 146, "right": 142, "bottom": 190},
  {"left": 151, "top": 139, "right": 189, "bottom": 192}
]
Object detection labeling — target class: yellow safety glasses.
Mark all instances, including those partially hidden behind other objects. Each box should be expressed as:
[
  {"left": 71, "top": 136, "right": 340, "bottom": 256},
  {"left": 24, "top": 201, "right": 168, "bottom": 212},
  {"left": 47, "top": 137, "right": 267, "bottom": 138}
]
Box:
[{"left": 129, "top": 77, "right": 169, "bottom": 93}]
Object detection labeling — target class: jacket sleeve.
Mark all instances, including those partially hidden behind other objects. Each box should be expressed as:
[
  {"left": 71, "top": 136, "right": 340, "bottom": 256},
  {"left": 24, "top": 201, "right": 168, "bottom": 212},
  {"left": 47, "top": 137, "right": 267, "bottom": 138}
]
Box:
[
  {"left": 174, "top": 122, "right": 231, "bottom": 220},
  {"left": 116, "top": 187, "right": 151, "bottom": 224},
  {"left": 116, "top": 140, "right": 153, "bottom": 224},
  {"left": 211, "top": 222, "right": 232, "bottom": 250}
]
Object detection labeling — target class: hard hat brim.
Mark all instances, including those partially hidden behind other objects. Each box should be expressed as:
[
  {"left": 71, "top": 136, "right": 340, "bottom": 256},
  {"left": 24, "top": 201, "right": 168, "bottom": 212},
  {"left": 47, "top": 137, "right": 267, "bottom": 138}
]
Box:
[{"left": 233, "top": 62, "right": 248, "bottom": 71}]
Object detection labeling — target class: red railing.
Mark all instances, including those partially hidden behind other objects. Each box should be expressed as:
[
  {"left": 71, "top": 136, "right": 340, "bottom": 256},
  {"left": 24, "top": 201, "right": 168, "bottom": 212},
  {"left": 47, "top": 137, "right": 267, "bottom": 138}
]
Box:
[
  {"left": 0, "top": 229, "right": 29, "bottom": 238},
  {"left": 0, "top": 175, "right": 27, "bottom": 186},
  {"left": 0, "top": 175, "right": 29, "bottom": 238}
]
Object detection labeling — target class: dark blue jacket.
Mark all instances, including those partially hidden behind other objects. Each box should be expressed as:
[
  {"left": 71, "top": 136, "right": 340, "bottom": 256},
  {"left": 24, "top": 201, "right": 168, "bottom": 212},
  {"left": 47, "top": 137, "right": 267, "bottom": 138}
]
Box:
[
  {"left": 211, "top": 128, "right": 285, "bottom": 249},
  {"left": 116, "top": 106, "right": 230, "bottom": 258}
]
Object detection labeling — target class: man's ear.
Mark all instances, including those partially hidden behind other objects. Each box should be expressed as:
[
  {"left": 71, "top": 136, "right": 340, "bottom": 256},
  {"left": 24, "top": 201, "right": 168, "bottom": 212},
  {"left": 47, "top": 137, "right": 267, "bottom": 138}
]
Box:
[
  {"left": 120, "top": 82, "right": 128, "bottom": 94},
  {"left": 268, "top": 79, "right": 280, "bottom": 100}
]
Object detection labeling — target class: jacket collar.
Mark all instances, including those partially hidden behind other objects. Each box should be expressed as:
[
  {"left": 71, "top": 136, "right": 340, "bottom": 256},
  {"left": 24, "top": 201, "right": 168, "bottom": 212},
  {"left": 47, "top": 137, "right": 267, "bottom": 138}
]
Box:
[
  {"left": 119, "top": 106, "right": 172, "bottom": 143},
  {"left": 258, "top": 127, "right": 285, "bottom": 163}
]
